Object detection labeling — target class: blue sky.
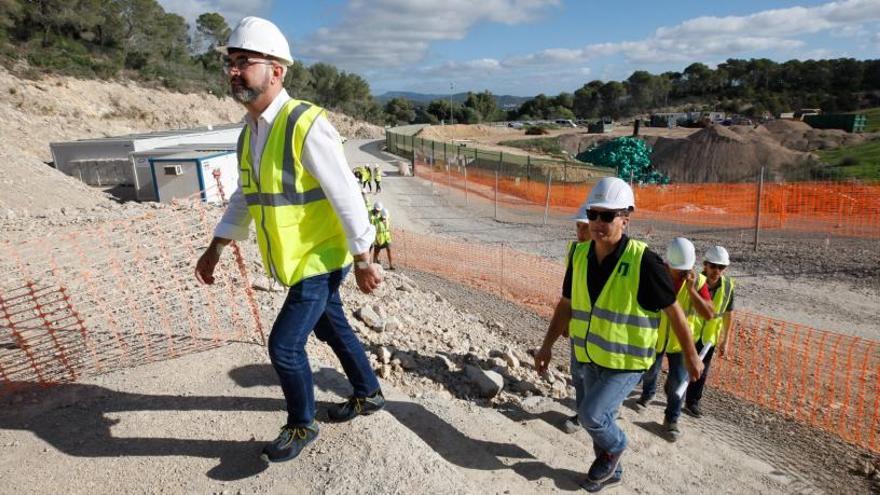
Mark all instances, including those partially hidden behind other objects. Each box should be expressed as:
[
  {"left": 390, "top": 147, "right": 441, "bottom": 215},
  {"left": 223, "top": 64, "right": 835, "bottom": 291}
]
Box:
[{"left": 159, "top": 0, "right": 880, "bottom": 96}]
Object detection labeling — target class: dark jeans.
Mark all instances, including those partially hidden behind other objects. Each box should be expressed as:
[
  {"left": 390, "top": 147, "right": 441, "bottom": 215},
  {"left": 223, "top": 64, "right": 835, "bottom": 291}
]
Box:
[
  {"left": 268, "top": 266, "right": 380, "bottom": 427},
  {"left": 640, "top": 351, "right": 688, "bottom": 423},
  {"left": 685, "top": 340, "right": 715, "bottom": 408}
]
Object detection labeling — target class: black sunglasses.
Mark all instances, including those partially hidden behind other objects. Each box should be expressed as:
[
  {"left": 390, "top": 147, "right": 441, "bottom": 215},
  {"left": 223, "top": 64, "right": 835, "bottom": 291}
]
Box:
[
  {"left": 586, "top": 209, "right": 627, "bottom": 222},
  {"left": 705, "top": 262, "right": 727, "bottom": 270}
]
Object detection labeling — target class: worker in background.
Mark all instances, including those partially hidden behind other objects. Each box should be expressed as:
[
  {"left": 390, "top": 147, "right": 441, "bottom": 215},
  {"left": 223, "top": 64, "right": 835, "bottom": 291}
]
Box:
[
  {"left": 543, "top": 203, "right": 591, "bottom": 434},
  {"left": 373, "top": 164, "right": 383, "bottom": 193},
  {"left": 636, "top": 237, "right": 714, "bottom": 442},
  {"left": 684, "top": 246, "right": 736, "bottom": 418},
  {"left": 371, "top": 202, "right": 394, "bottom": 270},
  {"left": 194, "top": 16, "right": 384, "bottom": 464},
  {"left": 353, "top": 166, "right": 362, "bottom": 186},
  {"left": 534, "top": 178, "right": 703, "bottom": 492},
  {"left": 361, "top": 163, "right": 372, "bottom": 192}
]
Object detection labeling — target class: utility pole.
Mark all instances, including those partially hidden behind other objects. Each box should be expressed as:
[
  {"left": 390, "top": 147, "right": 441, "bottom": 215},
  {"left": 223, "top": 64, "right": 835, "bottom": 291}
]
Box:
[{"left": 449, "top": 82, "right": 455, "bottom": 126}]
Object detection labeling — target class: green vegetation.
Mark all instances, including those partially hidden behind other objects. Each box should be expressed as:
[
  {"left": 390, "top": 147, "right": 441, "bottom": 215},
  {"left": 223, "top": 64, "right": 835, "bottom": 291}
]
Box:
[
  {"left": 498, "top": 137, "right": 561, "bottom": 155},
  {"left": 816, "top": 139, "right": 880, "bottom": 180},
  {"left": 850, "top": 107, "right": 880, "bottom": 133}
]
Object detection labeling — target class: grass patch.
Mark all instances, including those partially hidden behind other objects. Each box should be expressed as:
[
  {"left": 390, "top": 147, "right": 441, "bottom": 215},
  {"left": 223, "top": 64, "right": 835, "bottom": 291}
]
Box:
[
  {"left": 498, "top": 136, "right": 563, "bottom": 155},
  {"left": 816, "top": 138, "right": 880, "bottom": 179}
]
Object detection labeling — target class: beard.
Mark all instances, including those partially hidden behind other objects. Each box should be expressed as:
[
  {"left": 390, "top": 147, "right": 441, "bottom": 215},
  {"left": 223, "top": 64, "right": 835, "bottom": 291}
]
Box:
[{"left": 230, "top": 72, "right": 270, "bottom": 103}]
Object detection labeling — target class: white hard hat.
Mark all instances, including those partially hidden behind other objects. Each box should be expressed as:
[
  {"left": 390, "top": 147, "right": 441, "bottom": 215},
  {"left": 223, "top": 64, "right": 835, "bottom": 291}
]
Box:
[
  {"left": 572, "top": 203, "right": 590, "bottom": 224},
  {"left": 704, "top": 245, "right": 730, "bottom": 266},
  {"left": 381, "top": 208, "right": 389, "bottom": 218},
  {"left": 666, "top": 237, "right": 696, "bottom": 270},
  {"left": 216, "top": 16, "right": 293, "bottom": 66},
  {"left": 586, "top": 177, "right": 635, "bottom": 210},
  {"left": 373, "top": 201, "right": 383, "bottom": 211}
]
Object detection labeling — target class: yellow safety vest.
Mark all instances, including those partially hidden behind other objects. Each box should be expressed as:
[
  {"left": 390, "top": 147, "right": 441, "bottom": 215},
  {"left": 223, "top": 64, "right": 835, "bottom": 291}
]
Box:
[
  {"left": 237, "top": 99, "right": 352, "bottom": 287},
  {"left": 374, "top": 168, "right": 382, "bottom": 182},
  {"left": 569, "top": 239, "right": 661, "bottom": 371},
  {"left": 656, "top": 272, "right": 707, "bottom": 353},
  {"left": 362, "top": 166, "right": 371, "bottom": 181},
  {"left": 695, "top": 275, "right": 734, "bottom": 345}
]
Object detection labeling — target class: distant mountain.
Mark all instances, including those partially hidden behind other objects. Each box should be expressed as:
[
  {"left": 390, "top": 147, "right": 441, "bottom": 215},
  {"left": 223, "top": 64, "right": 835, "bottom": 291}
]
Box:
[{"left": 376, "top": 91, "right": 532, "bottom": 110}]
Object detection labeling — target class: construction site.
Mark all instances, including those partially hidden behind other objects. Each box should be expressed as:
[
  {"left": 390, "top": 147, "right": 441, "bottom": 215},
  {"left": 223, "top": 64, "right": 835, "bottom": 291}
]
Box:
[{"left": 1, "top": 59, "right": 879, "bottom": 495}]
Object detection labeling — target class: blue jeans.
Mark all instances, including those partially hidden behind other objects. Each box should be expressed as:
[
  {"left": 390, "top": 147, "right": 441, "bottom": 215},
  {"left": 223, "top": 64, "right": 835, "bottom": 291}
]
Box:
[
  {"left": 686, "top": 340, "right": 715, "bottom": 408},
  {"left": 268, "top": 266, "right": 380, "bottom": 427},
  {"left": 640, "top": 351, "right": 688, "bottom": 423},
  {"left": 570, "top": 349, "right": 584, "bottom": 413},
  {"left": 578, "top": 363, "right": 643, "bottom": 454}
]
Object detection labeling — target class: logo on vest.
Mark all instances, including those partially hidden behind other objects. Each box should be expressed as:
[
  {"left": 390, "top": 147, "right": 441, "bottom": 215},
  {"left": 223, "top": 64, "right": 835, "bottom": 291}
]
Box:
[{"left": 618, "top": 262, "right": 630, "bottom": 276}]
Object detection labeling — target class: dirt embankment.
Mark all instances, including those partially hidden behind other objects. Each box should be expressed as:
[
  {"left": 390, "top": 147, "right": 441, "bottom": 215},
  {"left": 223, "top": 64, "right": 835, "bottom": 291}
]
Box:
[{"left": 0, "top": 68, "right": 382, "bottom": 215}]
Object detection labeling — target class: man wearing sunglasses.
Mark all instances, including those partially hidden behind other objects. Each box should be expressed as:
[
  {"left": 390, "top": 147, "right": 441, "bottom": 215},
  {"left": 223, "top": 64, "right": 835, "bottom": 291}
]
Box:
[
  {"left": 636, "top": 237, "right": 714, "bottom": 441},
  {"left": 535, "top": 177, "right": 703, "bottom": 491},
  {"left": 194, "top": 16, "right": 384, "bottom": 464},
  {"left": 684, "top": 246, "right": 736, "bottom": 418}
]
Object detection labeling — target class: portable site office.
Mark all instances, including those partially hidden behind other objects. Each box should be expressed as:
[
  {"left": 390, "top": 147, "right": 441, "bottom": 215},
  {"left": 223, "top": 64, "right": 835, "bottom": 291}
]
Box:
[
  {"left": 130, "top": 143, "right": 235, "bottom": 201},
  {"left": 149, "top": 150, "right": 239, "bottom": 204},
  {"left": 49, "top": 123, "right": 243, "bottom": 187}
]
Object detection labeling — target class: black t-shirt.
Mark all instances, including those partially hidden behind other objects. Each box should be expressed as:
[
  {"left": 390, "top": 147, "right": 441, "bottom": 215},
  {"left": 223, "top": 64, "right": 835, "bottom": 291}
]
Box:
[
  {"left": 562, "top": 235, "right": 675, "bottom": 312},
  {"left": 707, "top": 278, "right": 735, "bottom": 312}
]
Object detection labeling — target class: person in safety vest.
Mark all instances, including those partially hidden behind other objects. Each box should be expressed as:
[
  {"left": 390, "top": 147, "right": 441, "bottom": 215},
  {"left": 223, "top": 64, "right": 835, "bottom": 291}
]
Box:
[
  {"left": 371, "top": 204, "right": 394, "bottom": 270},
  {"left": 546, "top": 204, "right": 592, "bottom": 435},
  {"left": 635, "top": 237, "right": 714, "bottom": 442},
  {"left": 683, "top": 245, "right": 735, "bottom": 418},
  {"left": 534, "top": 178, "right": 704, "bottom": 492},
  {"left": 373, "top": 164, "right": 383, "bottom": 193},
  {"left": 194, "top": 16, "right": 384, "bottom": 464},
  {"left": 361, "top": 164, "right": 372, "bottom": 192}
]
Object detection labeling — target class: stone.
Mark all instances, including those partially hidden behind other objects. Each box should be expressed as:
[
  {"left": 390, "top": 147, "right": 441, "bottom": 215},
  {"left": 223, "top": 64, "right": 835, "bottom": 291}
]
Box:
[
  {"left": 465, "top": 364, "right": 504, "bottom": 397},
  {"left": 521, "top": 395, "right": 552, "bottom": 414},
  {"left": 251, "top": 275, "right": 284, "bottom": 293},
  {"left": 372, "top": 304, "right": 388, "bottom": 319},
  {"left": 393, "top": 351, "right": 417, "bottom": 370},
  {"left": 355, "top": 305, "right": 383, "bottom": 329},
  {"left": 488, "top": 321, "right": 505, "bottom": 331},
  {"left": 510, "top": 380, "right": 539, "bottom": 395},
  {"left": 377, "top": 365, "right": 391, "bottom": 379},
  {"left": 378, "top": 346, "right": 392, "bottom": 364},
  {"left": 384, "top": 316, "right": 401, "bottom": 332},
  {"left": 396, "top": 283, "right": 413, "bottom": 292},
  {"left": 490, "top": 357, "right": 507, "bottom": 369},
  {"left": 502, "top": 350, "right": 519, "bottom": 369}
]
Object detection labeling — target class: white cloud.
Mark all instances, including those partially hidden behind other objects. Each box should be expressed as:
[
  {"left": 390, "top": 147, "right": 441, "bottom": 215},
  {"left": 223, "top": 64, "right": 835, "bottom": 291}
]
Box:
[
  {"left": 157, "top": 0, "right": 271, "bottom": 26},
  {"left": 296, "top": 0, "right": 560, "bottom": 68}
]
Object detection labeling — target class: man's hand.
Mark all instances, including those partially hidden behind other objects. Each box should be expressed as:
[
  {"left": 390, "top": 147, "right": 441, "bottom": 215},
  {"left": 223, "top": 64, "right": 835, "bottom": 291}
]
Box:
[
  {"left": 354, "top": 261, "right": 383, "bottom": 294},
  {"left": 195, "top": 238, "right": 230, "bottom": 285},
  {"left": 534, "top": 345, "right": 552, "bottom": 375},
  {"left": 684, "top": 351, "right": 705, "bottom": 382},
  {"left": 684, "top": 269, "right": 696, "bottom": 289}
]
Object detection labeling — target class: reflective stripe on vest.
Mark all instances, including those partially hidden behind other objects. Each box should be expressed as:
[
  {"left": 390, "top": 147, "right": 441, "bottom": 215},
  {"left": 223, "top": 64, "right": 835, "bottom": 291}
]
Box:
[
  {"left": 237, "top": 99, "right": 352, "bottom": 287},
  {"left": 656, "top": 272, "right": 707, "bottom": 353},
  {"left": 568, "top": 239, "right": 660, "bottom": 371},
  {"left": 696, "top": 275, "right": 735, "bottom": 345}
]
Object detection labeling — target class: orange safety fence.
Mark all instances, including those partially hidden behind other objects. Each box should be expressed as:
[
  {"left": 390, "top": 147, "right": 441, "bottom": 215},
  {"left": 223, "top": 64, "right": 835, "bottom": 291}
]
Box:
[
  {"left": 412, "top": 149, "right": 880, "bottom": 238},
  {"left": 394, "top": 228, "right": 880, "bottom": 453},
  {"left": 0, "top": 187, "right": 264, "bottom": 395}
]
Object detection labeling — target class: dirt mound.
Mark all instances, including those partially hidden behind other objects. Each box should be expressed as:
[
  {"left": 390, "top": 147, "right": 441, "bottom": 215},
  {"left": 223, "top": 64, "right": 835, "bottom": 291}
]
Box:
[
  {"left": 762, "top": 119, "right": 869, "bottom": 152},
  {"left": 418, "top": 124, "right": 520, "bottom": 142},
  {"left": 650, "top": 124, "right": 813, "bottom": 182},
  {"left": 0, "top": 67, "right": 383, "bottom": 215}
]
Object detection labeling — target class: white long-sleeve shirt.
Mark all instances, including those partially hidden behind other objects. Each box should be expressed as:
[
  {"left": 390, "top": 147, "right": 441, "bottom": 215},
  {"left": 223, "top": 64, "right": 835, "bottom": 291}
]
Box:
[{"left": 213, "top": 89, "right": 375, "bottom": 255}]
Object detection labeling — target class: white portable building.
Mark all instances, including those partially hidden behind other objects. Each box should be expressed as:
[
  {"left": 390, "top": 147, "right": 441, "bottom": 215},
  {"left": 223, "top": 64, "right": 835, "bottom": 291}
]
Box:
[
  {"left": 129, "top": 143, "right": 235, "bottom": 201},
  {"left": 149, "top": 150, "right": 238, "bottom": 204},
  {"left": 49, "top": 124, "right": 242, "bottom": 186}
]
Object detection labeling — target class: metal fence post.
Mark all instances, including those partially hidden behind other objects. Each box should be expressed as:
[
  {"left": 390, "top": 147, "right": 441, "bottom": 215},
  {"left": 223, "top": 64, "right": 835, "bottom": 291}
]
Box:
[
  {"left": 754, "top": 165, "right": 765, "bottom": 252},
  {"left": 494, "top": 170, "right": 499, "bottom": 220},
  {"left": 543, "top": 173, "right": 552, "bottom": 226},
  {"left": 527, "top": 155, "right": 531, "bottom": 181},
  {"left": 499, "top": 241, "right": 505, "bottom": 296},
  {"left": 464, "top": 165, "right": 469, "bottom": 205}
]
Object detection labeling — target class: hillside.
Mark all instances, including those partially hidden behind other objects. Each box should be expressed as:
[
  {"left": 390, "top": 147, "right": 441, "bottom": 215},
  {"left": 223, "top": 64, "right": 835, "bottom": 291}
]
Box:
[{"left": 0, "top": 68, "right": 383, "bottom": 215}]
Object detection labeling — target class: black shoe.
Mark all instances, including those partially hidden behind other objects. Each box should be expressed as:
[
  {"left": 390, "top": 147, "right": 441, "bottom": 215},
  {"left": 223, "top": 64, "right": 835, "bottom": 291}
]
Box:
[
  {"left": 562, "top": 414, "right": 580, "bottom": 434},
  {"left": 580, "top": 465, "right": 623, "bottom": 493},
  {"left": 664, "top": 419, "right": 682, "bottom": 442},
  {"left": 587, "top": 448, "right": 624, "bottom": 483},
  {"left": 634, "top": 396, "right": 651, "bottom": 412},
  {"left": 328, "top": 390, "right": 385, "bottom": 422},
  {"left": 260, "top": 422, "right": 319, "bottom": 463},
  {"left": 684, "top": 403, "right": 703, "bottom": 418}
]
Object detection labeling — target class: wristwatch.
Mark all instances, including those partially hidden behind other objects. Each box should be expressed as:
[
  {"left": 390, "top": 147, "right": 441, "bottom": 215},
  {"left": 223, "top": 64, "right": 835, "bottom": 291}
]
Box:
[{"left": 355, "top": 261, "right": 371, "bottom": 270}]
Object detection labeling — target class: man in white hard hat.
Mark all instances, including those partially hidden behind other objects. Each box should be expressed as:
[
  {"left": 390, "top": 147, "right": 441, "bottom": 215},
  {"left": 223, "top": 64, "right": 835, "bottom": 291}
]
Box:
[
  {"left": 534, "top": 177, "right": 704, "bottom": 492},
  {"left": 684, "top": 245, "right": 736, "bottom": 418},
  {"left": 636, "top": 237, "right": 714, "bottom": 441},
  {"left": 194, "top": 16, "right": 384, "bottom": 464}
]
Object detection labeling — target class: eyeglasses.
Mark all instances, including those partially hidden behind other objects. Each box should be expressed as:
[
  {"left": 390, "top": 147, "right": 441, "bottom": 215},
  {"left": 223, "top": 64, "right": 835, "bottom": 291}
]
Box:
[
  {"left": 585, "top": 209, "right": 627, "bottom": 223},
  {"left": 222, "top": 57, "right": 274, "bottom": 75},
  {"left": 705, "top": 262, "right": 727, "bottom": 270}
]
